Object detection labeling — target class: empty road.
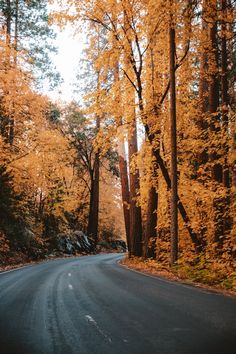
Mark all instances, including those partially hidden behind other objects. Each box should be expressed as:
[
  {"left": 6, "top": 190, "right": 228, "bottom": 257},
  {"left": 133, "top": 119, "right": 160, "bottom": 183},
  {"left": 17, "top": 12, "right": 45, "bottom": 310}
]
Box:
[{"left": 0, "top": 253, "right": 235, "bottom": 354}]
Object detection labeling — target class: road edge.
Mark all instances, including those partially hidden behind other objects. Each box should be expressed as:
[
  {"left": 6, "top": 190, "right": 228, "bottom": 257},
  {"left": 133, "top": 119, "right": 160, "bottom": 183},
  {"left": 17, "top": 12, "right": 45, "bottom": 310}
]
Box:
[{"left": 118, "top": 259, "right": 236, "bottom": 299}]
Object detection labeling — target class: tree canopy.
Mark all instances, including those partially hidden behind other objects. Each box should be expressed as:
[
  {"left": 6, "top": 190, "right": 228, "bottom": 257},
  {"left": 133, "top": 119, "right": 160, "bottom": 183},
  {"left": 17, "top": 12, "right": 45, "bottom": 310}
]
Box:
[{"left": 0, "top": 0, "right": 235, "bottom": 290}]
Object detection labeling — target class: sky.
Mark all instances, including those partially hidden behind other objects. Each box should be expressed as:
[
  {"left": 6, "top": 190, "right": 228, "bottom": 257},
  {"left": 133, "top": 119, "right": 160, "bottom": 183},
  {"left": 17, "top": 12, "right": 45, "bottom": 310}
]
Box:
[{"left": 47, "top": 23, "right": 85, "bottom": 102}]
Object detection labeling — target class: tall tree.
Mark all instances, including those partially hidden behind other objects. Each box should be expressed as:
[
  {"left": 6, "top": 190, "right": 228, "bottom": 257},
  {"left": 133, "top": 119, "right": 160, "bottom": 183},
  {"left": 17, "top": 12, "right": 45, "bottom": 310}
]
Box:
[
  {"left": 115, "top": 85, "right": 131, "bottom": 250},
  {"left": 169, "top": 1, "right": 178, "bottom": 265},
  {"left": 87, "top": 113, "right": 100, "bottom": 244},
  {"left": 123, "top": 2, "right": 143, "bottom": 256},
  {"left": 0, "top": 0, "right": 60, "bottom": 87},
  {"left": 127, "top": 107, "right": 143, "bottom": 256}
]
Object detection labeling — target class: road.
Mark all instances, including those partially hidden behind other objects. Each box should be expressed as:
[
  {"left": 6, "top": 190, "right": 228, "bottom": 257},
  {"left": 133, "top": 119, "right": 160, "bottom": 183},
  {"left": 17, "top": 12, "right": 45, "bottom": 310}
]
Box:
[{"left": 0, "top": 253, "right": 235, "bottom": 354}]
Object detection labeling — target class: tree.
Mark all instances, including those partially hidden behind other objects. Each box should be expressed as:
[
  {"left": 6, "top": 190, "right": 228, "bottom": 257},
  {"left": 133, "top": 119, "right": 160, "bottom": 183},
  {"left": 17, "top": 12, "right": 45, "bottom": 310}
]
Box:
[
  {"left": 50, "top": 0, "right": 235, "bottom": 277},
  {"left": 169, "top": 1, "right": 178, "bottom": 265},
  {"left": 0, "top": 0, "right": 60, "bottom": 87}
]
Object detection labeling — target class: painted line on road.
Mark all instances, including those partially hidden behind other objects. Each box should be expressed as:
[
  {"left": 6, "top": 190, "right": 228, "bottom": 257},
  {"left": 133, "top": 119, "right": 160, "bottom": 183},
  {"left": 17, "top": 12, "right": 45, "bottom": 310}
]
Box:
[
  {"left": 85, "top": 315, "right": 112, "bottom": 343},
  {"left": 68, "top": 272, "right": 72, "bottom": 277}
]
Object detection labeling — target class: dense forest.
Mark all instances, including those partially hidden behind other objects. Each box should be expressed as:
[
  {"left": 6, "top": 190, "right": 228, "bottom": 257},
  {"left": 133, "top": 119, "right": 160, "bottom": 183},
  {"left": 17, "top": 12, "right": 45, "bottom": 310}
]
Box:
[{"left": 0, "top": 0, "right": 235, "bottom": 289}]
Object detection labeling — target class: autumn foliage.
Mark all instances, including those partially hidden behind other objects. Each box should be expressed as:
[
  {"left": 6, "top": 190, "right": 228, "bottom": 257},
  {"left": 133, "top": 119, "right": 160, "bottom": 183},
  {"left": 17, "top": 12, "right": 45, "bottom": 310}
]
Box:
[{"left": 0, "top": 0, "right": 235, "bottom": 289}]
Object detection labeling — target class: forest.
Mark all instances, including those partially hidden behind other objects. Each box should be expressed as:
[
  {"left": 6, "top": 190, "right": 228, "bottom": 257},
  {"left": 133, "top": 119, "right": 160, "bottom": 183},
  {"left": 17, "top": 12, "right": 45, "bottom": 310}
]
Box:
[{"left": 0, "top": 0, "right": 235, "bottom": 290}]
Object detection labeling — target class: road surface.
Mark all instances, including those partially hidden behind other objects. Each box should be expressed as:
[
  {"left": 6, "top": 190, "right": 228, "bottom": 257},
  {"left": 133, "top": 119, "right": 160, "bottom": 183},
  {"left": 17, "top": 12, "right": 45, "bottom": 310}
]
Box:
[{"left": 0, "top": 253, "right": 235, "bottom": 354}]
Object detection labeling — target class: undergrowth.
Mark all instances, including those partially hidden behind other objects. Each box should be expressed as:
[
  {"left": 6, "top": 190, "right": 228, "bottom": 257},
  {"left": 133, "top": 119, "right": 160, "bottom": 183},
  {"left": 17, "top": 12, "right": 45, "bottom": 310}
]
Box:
[{"left": 122, "top": 255, "right": 236, "bottom": 292}]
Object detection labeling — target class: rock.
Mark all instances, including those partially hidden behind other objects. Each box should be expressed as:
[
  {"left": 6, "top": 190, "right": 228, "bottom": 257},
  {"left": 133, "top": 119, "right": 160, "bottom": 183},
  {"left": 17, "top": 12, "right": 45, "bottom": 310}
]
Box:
[
  {"left": 97, "top": 239, "right": 127, "bottom": 253},
  {"left": 54, "top": 231, "right": 96, "bottom": 255},
  {"left": 73, "top": 231, "right": 96, "bottom": 253},
  {"left": 110, "top": 239, "right": 127, "bottom": 252},
  {"left": 21, "top": 228, "right": 36, "bottom": 248}
]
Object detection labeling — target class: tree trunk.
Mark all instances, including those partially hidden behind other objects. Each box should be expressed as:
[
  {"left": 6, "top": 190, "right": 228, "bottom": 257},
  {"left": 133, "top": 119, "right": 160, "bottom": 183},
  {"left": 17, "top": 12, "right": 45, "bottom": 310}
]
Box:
[
  {"left": 147, "top": 131, "right": 203, "bottom": 252},
  {"left": 221, "top": 0, "right": 230, "bottom": 189},
  {"left": 87, "top": 155, "right": 100, "bottom": 244},
  {"left": 143, "top": 182, "right": 158, "bottom": 259},
  {"left": 117, "top": 130, "right": 131, "bottom": 252},
  {"left": 196, "top": 0, "right": 210, "bottom": 185},
  {"left": 122, "top": 0, "right": 202, "bottom": 253},
  {"left": 137, "top": 93, "right": 202, "bottom": 252},
  {"left": 6, "top": 0, "right": 11, "bottom": 47},
  {"left": 14, "top": 0, "right": 19, "bottom": 65},
  {"left": 209, "top": 0, "right": 221, "bottom": 182},
  {"left": 113, "top": 54, "right": 131, "bottom": 252},
  {"left": 199, "top": 0, "right": 209, "bottom": 117},
  {"left": 128, "top": 116, "right": 143, "bottom": 257},
  {"left": 142, "top": 20, "right": 159, "bottom": 260},
  {"left": 207, "top": 1, "right": 226, "bottom": 247},
  {"left": 220, "top": 0, "right": 231, "bottom": 240},
  {"left": 123, "top": 6, "right": 142, "bottom": 257},
  {"left": 87, "top": 116, "right": 100, "bottom": 245},
  {"left": 4, "top": 0, "right": 15, "bottom": 146},
  {"left": 93, "top": 151, "right": 100, "bottom": 244},
  {"left": 169, "top": 13, "right": 178, "bottom": 265}
]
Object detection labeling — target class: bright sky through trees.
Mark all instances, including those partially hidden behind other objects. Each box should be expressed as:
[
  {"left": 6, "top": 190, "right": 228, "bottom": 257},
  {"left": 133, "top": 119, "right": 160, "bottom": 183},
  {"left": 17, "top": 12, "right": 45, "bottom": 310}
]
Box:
[{"left": 48, "top": 24, "right": 83, "bottom": 102}]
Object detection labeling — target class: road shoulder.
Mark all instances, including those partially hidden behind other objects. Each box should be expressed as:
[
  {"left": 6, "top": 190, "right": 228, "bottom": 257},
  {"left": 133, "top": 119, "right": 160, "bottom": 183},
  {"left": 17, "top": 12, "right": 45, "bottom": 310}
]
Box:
[{"left": 119, "top": 257, "right": 236, "bottom": 298}]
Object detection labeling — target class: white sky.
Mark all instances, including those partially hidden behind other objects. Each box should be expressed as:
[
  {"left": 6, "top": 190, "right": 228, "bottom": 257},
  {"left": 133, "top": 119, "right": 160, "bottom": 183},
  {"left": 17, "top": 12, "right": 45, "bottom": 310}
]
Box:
[{"left": 48, "top": 23, "right": 85, "bottom": 102}]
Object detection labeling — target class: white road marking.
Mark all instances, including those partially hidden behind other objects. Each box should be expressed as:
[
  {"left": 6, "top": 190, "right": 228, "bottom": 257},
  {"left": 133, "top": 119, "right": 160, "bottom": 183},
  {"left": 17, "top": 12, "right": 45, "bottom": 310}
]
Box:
[
  {"left": 68, "top": 273, "right": 72, "bottom": 277},
  {"left": 68, "top": 284, "right": 73, "bottom": 290},
  {"left": 173, "top": 327, "right": 191, "bottom": 332},
  {"left": 85, "top": 315, "right": 112, "bottom": 343}
]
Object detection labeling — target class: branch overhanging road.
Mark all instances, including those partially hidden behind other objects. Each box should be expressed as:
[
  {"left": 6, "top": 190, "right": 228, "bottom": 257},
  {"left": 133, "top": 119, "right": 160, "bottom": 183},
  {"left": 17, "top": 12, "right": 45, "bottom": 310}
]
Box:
[{"left": 0, "top": 253, "right": 235, "bottom": 354}]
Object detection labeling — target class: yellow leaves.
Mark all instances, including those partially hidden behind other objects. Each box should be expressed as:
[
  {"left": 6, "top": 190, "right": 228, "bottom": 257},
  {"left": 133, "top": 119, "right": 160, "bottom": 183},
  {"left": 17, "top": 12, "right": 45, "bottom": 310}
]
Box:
[
  {"left": 49, "top": 0, "right": 80, "bottom": 27},
  {"left": 99, "top": 167, "right": 126, "bottom": 240}
]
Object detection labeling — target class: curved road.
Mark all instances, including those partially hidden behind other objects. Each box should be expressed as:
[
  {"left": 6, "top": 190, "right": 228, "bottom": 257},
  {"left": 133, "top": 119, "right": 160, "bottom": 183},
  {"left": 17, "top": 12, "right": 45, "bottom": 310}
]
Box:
[{"left": 0, "top": 253, "right": 235, "bottom": 354}]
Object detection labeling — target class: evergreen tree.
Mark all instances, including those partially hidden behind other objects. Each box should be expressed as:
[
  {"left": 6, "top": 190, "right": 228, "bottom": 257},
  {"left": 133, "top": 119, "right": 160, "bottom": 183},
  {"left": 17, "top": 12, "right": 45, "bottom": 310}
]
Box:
[{"left": 0, "top": 0, "right": 61, "bottom": 88}]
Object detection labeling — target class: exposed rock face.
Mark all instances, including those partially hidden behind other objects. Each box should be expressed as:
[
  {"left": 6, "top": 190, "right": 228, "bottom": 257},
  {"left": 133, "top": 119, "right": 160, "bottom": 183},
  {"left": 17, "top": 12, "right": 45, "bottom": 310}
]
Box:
[
  {"left": 21, "top": 228, "right": 36, "bottom": 248},
  {"left": 54, "top": 233, "right": 127, "bottom": 255},
  {"left": 55, "top": 231, "right": 96, "bottom": 255},
  {"left": 97, "top": 239, "right": 127, "bottom": 253},
  {"left": 110, "top": 240, "right": 127, "bottom": 252}
]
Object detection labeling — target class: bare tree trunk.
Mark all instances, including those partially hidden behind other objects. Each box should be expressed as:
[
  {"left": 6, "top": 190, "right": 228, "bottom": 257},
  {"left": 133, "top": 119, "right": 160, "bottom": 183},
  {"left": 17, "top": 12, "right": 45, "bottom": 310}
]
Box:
[
  {"left": 169, "top": 11, "right": 178, "bottom": 265},
  {"left": 6, "top": 0, "right": 11, "bottom": 47},
  {"left": 199, "top": 0, "right": 209, "bottom": 117},
  {"left": 143, "top": 181, "right": 158, "bottom": 259},
  {"left": 220, "top": 0, "right": 232, "bottom": 241},
  {"left": 142, "top": 22, "right": 159, "bottom": 260},
  {"left": 128, "top": 115, "right": 143, "bottom": 257},
  {"left": 196, "top": 0, "right": 210, "bottom": 187},
  {"left": 14, "top": 0, "right": 19, "bottom": 65},
  {"left": 221, "top": 0, "right": 230, "bottom": 188},
  {"left": 93, "top": 151, "right": 100, "bottom": 244},
  {"left": 117, "top": 129, "right": 131, "bottom": 252},
  {"left": 113, "top": 55, "right": 131, "bottom": 252},
  {"left": 87, "top": 156, "right": 100, "bottom": 244},
  {"left": 4, "top": 0, "right": 18, "bottom": 146},
  {"left": 87, "top": 116, "right": 100, "bottom": 245},
  {"left": 209, "top": 0, "right": 221, "bottom": 182},
  {"left": 207, "top": 1, "right": 226, "bottom": 247},
  {"left": 123, "top": 6, "right": 142, "bottom": 257},
  {"left": 4, "top": 0, "right": 15, "bottom": 146}
]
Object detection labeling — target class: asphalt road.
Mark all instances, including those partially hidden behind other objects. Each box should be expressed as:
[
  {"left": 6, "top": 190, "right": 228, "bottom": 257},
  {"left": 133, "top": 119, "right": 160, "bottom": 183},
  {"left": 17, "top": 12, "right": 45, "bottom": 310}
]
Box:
[{"left": 0, "top": 253, "right": 235, "bottom": 354}]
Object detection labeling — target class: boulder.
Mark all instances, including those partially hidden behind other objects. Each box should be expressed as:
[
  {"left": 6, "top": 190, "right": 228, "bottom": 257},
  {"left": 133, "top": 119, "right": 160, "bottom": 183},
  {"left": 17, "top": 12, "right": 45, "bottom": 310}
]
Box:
[
  {"left": 54, "top": 231, "right": 96, "bottom": 254},
  {"left": 110, "top": 239, "right": 127, "bottom": 252}
]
